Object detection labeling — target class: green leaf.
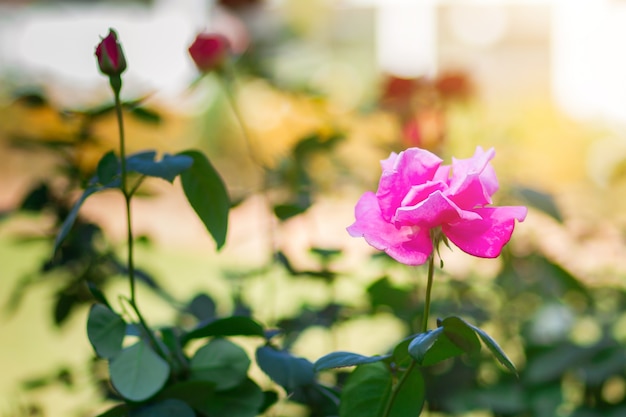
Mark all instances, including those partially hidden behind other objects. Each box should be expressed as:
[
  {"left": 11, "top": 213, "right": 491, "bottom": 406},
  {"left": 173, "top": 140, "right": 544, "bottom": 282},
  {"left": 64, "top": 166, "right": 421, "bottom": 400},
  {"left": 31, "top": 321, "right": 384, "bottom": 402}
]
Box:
[
  {"left": 178, "top": 150, "right": 230, "bottom": 250},
  {"left": 190, "top": 338, "right": 250, "bottom": 390},
  {"left": 159, "top": 380, "right": 216, "bottom": 410},
  {"left": 339, "top": 362, "right": 391, "bottom": 417},
  {"left": 95, "top": 404, "right": 129, "bottom": 417},
  {"left": 181, "top": 316, "right": 264, "bottom": 345},
  {"left": 313, "top": 351, "right": 389, "bottom": 372},
  {"left": 53, "top": 181, "right": 118, "bottom": 254},
  {"left": 87, "top": 304, "right": 126, "bottom": 359},
  {"left": 256, "top": 345, "right": 315, "bottom": 390},
  {"left": 203, "top": 378, "right": 265, "bottom": 417},
  {"left": 468, "top": 322, "right": 518, "bottom": 375},
  {"left": 109, "top": 340, "right": 171, "bottom": 402},
  {"left": 408, "top": 327, "right": 445, "bottom": 364},
  {"left": 391, "top": 336, "right": 414, "bottom": 368},
  {"left": 514, "top": 185, "right": 562, "bottom": 222},
  {"left": 97, "top": 151, "right": 120, "bottom": 185},
  {"left": 163, "top": 379, "right": 264, "bottom": 417},
  {"left": 273, "top": 203, "right": 308, "bottom": 221},
  {"left": 87, "top": 282, "right": 112, "bottom": 309},
  {"left": 409, "top": 327, "right": 467, "bottom": 366},
  {"left": 441, "top": 316, "right": 481, "bottom": 357},
  {"left": 131, "top": 399, "right": 195, "bottom": 417},
  {"left": 126, "top": 151, "right": 193, "bottom": 183},
  {"left": 386, "top": 366, "right": 426, "bottom": 417}
]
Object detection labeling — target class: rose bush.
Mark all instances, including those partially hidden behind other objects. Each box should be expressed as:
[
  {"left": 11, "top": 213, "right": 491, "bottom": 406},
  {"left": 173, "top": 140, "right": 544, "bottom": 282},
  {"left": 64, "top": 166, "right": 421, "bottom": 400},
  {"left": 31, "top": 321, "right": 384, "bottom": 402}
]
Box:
[
  {"left": 347, "top": 146, "right": 527, "bottom": 265},
  {"left": 188, "top": 33, "right": 231, "bottom": 73}
]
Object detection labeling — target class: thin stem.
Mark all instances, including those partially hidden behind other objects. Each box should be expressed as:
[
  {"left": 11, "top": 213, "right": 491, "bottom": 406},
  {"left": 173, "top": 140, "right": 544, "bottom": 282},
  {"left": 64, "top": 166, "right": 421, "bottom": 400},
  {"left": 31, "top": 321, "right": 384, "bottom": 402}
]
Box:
[
  {"left": 382, "top": 251, "right": 437, "bottom": 417},
  {"left": 217, "top": 72, "right": 281, "bottom": 324},
  {"left": 217, "top": 74, "right": 264, "bottom": 169},
  {"left": 382, "top": 360, "right": 417, "bottom": 417},
  {"left": 421, "top": 254, "right": 435, "bottom": 333},
  {"left": 113, "top": 89, "right": 136, "bottom": 303},
  {"left": 112, "top": 85, "right": 166, "bottom": 359}
]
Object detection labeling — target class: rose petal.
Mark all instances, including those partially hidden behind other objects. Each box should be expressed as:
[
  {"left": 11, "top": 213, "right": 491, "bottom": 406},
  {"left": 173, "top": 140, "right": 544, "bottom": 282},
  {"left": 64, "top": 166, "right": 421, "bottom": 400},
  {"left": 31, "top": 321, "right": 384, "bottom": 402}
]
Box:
[
  {"left": 400, "top": 181, "right": 446, "bottom": 207},
  {"left": 376, "top": 148, "right": 442, "bottom": 222},
  {"left": 442, "top": 206, "right": 527, "bottom": 258},
  {"left": 447, "top": 147, "right": 498, "bottom": 208},
  {"left": 347, "top": 191, "right": 432, "bottom": 265},
  {"left": 396, "top": 190, "right": 481, "bottom": 228}
]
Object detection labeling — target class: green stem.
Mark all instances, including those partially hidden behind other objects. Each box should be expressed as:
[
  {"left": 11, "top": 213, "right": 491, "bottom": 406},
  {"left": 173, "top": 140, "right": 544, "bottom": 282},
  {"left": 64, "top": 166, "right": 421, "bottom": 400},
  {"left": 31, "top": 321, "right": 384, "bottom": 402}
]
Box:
[
  {"left": 112, "top": 83, "right": 166, "bottom": 359},
  {"left": 218, "top": 72, "right": 281, "bottom": 324},
  {"left": 217, "top": 73, "right": 264, "bottom": 169},
  {"left": 382, "top": 252, "right": 436, "bottom": 417},
  {"left": 421, "top": 254, "right": 435, "bottom": 333}
]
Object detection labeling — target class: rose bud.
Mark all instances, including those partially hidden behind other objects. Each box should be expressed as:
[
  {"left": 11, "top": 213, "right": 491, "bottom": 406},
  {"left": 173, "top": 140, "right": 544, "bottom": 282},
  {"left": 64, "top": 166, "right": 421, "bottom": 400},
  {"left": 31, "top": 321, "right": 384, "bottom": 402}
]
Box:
[
  {"left": 95, "top": 29, "right": 127, "bottom": 77},
  {"left": 188, "top": 33, "right": 230, "bottom": 73}
]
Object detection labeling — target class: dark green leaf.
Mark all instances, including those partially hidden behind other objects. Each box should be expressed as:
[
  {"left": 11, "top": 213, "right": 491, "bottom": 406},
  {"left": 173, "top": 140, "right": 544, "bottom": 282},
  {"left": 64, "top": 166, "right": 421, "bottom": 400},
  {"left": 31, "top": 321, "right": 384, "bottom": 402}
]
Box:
[
  {"left": 97, "top": 151, "right": 120, "bottom": 185},
  {"left": 20, "top": 183, "right": 50, "bottom": 212},
  {"left": 190, "top": 338, "right": 250, "bottom": 391},
  {"left": 54, "top": 292, "right": 77, "bottom": 325},
  {"left": 131, "top": 399, "right": 194, "bottom": 417},
  {"left": 53, "top": 181, "right": 118, "bottom": 254},
  {"left": 339, "top": 362, "right": 391, "bottom": 417},
  {"left": 187, "top": 293, "right": 216, "bottom": 321},
  {"left": 514, "top": 185, "right": 563, "bottom": 222},
  {"left": 159, "top": 380, "right": 215, "bottom": 410},
  {"left": 203, "top": 378, "right": 264, "bottom": 417},
  {"left": 256, "top": 346, "right": 315, "bottom": 390},
  {"left": 313, "top": 351, "right": 389, "bottom": 371},
  {"left": 87, "top": 304, "right": 126, "bottom": 358},
  {"left": 163, "top": 379, "right": 263, "bottom": 417},
  {"left": 259, "top": 390, "right": 279, "bottom": 414},
  {"left": 126, "top": 151, "right": 193, "bottom": 183},
  {"left": 87, "top": 282, "right": 112, "bottom": 309},
  {"left": 468, "top": 322, "right": 517, "bottom": 375},
  {"left": 441, "top": 316, "right": 481, "bottom": 356},
  {"left": 130, "top": 106, "right": 162, "bottom": 124},
  {"left": 408, "top": 328, "right": 445, "bottom": 364},
  {"left": 273, "top": 203, "right": 308, "bottom": 221},
  {"left": 386, "top": 365, "right": 425, "bottom": 417},
  {"left": 391, "top": 336, "right": 414, "bottom": 368},
  {"left": 178, "top": 150, "right": 230, "bottom": 250},
  {"left": 408, "top": 327, "right": 466, "bottom": 366},
  {"left": 182, "top": 316, "right": 264, "bottom": 345},
  {"left": 109, "top": 340, "right": 171, "bottom": 402}
]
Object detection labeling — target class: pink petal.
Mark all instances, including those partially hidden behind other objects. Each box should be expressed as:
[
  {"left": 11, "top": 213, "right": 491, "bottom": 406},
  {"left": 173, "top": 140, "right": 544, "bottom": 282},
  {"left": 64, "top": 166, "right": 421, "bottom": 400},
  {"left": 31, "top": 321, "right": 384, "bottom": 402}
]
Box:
[
  {"left": 400, "top": 181, "right": 446, "bottom": 207},
  {"left": 447, "top": 147, "right": 498, "bottom": 208},
  {"left": 376, "top": 148, "right": 442, "bottom": 222},
  {"left": 347, "top": 192, "right": 433, "bottom": 265},
  {"left": 442, "top": 206, "right": 527, "bottom": 258},
  {"left": 396, "top": 190, "right": 481, "bottom": 228}
]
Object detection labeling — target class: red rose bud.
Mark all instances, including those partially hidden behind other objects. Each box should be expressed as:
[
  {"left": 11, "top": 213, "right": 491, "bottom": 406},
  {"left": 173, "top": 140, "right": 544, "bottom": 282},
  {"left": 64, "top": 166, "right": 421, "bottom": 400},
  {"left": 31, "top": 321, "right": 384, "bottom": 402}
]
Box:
[
  {"left": 95, "top": 29, "right": 127, "bottom": 76},
  {"left": 188, "top": 33, "right": 230, "bottom": 73}
]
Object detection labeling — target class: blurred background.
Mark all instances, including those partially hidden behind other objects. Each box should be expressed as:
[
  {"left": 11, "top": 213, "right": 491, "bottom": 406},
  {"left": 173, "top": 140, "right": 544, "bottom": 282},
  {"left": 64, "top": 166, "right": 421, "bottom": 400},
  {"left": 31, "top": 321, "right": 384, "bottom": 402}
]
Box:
[{"left": 1, "top": 0, "right": 626, "bottom": 416}]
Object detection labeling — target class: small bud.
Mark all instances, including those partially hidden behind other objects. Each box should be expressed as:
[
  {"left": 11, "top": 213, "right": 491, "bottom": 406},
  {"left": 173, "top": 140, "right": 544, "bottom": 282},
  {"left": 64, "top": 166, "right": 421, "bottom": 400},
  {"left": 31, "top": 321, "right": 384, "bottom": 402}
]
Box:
[
  {"left": 188, "top": 33, "right": 230, "bottom": 73},
  {"left": 95, "top": 29, "right": 127, "bottom": 77}
]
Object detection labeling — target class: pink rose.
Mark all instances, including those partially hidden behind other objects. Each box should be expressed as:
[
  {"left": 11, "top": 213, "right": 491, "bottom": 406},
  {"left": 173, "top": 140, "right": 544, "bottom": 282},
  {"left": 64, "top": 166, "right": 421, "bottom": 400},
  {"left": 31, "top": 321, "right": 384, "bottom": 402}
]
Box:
[
  {"left": 347, "top": 147, "right": 527, "bottom": 266},
  {"left": 188, "top": 33, "right": 230, "bottom": 73},
  {"left": 95, "top": 29, "right": 127, "bottom": 76}
]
